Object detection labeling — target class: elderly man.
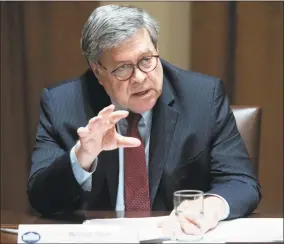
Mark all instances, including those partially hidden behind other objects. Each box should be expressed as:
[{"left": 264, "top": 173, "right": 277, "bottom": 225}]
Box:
[{"left": 28, "top": 5, "right": 261, "bottom": 235}]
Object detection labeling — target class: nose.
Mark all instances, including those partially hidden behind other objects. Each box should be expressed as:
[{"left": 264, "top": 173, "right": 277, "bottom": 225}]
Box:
[{"left": 130, "top": 67, "right": 147, "bottom": 83}]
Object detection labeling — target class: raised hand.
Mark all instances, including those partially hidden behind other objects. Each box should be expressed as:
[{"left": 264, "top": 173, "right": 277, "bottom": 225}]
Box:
[{"left": 74, "top": 104, "right": 141, "bottom": 170}]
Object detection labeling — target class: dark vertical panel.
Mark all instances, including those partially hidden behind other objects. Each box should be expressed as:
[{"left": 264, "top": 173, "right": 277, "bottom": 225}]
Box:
[
  {"left": 190, "top": 2, "right": 236, "bottom": 102},
  {"left": 226, "top": 2, "right": 237, "bottom": 102},
  {"left": 233, "top": 2, "right": 283, "bottom": 214}
]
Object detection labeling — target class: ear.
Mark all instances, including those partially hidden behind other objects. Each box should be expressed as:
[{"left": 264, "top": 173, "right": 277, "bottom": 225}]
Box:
[
  {"left": 90, "top": 62, "right": 99, "bottom": 77},
  {"left": 90, "top": 63, "right": 104, "bottom": 86}
]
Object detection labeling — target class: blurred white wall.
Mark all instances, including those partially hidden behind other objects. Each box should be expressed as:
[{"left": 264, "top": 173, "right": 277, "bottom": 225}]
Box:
[{"left": 99, "top": 2, "right": 191, "bottom": 70}]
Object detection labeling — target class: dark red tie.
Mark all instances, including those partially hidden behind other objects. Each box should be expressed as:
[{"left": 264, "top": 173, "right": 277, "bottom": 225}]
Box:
[{"left": 124, "top": 112, "right": 150, "bottom": 211}]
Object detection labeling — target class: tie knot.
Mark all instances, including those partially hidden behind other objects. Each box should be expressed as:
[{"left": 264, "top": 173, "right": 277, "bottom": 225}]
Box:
[{"left": 126, "top": 112, "right": 142, "bottom": 127}]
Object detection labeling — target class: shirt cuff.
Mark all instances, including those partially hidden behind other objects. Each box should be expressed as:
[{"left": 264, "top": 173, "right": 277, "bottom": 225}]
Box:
[
  {"left": 204, "top": 193, "right": 230, "bottom": 220},
  {"left": 70, "top": 146, "right": 97, "bottom": 187}
]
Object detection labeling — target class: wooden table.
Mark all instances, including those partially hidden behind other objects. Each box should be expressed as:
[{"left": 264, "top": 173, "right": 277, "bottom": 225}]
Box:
[{"left": 1, "top": 209, "right": 282, "bottom": 243}]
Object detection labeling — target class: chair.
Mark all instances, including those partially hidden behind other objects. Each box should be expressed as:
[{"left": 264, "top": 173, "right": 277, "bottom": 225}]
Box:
[{"left": 231, "top": 106, "right": 262, "bottom": 177}]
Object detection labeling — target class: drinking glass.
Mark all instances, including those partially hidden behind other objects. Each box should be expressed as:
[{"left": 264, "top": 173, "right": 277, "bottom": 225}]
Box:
[{"left": 173, "top": 190, "right": 204, "bottom": 242}]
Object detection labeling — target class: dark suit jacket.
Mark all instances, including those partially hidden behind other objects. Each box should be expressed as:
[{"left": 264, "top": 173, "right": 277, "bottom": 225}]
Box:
[{"left": 27, "top": 60, "right": 261, "bottom": 218}]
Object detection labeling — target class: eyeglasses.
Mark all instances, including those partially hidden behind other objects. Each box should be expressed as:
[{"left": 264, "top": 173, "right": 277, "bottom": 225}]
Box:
[{"left": 97, "top": 55, "right": 160, "bottom": 81}]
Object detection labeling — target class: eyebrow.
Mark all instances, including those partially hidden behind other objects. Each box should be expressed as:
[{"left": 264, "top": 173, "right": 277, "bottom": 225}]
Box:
[{"left": 113, "top": 49, "right": 154, "bottom": 66}]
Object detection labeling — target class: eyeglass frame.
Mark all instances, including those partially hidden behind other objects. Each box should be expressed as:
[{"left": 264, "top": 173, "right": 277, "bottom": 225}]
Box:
[{"left": 96, "top": 54, "right": 160, "bottom": 81}]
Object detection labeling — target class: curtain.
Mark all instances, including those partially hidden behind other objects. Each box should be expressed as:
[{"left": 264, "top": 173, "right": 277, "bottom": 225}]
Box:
[{"left": 1, "top": 1, "right": 99, "bottom": 211}]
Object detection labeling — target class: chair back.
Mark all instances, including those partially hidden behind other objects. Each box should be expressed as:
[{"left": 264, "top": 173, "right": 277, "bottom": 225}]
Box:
[{"left": 231, "top": 106, "right": 262, "bottom": 176}]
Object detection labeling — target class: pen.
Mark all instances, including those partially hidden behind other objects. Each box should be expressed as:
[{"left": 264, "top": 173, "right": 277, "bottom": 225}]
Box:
[
  {"left": 140, "top": 237, "right": 171, "bottom": 243},
  {"left": 0, "top": 228, "right": 18, "bottom": 235}
]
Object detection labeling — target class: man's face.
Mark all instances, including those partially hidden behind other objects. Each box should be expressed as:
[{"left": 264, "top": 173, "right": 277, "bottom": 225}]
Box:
[{"left": 91, "top": 28, "right": 163, "bottom": 113}]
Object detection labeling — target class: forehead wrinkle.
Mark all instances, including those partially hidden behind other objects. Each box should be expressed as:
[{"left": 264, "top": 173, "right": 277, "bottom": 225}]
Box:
[
  {"left": 111, "top": 47, "right": 153, "bottom": 64},
  {"left": 111, "top": 28, "right": 155, "bottom": 63},
  {"left": 101, "top": 28, "right": 156, "bottom": 66}
]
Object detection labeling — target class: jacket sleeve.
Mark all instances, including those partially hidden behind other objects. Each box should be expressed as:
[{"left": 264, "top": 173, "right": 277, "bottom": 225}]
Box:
[
  {"left": 207, "top": 80, "right": 261, "bottom": 219},
  {"left": 27, "top": 88, "right": 84, "bottom": 216}
]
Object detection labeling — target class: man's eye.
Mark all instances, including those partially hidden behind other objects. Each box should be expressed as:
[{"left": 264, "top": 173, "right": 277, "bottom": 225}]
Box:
[
  {"left": 142, "top": 57, "right": 151, "bottom": 62},
  {"left": 116, "top": 65, "right": 128, "bottom": 72},
  {"left": 139, "top": 57, "right": 151, "bottom": 65}
]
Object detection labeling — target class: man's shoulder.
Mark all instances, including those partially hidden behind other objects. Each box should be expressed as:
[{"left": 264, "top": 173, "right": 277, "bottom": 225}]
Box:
[
  {"left": 47, "top": 77, "right": 81, "bottom": 91},
  {"left": 40, "top": 69, "right": 109, "bottom": 112},
  {"left": 161, "top": 59, "right": 224, "bottom": 103},
  {"left": 161, "top": 59, "right": 220, "bottom": 86},
  {"left": 46, "top": 69, "right": 93, "bottom": 95}
]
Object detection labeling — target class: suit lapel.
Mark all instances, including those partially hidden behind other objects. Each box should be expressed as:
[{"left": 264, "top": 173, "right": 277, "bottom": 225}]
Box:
[{"left": 149, "top": 76, "right": 179, "bottom": 207}]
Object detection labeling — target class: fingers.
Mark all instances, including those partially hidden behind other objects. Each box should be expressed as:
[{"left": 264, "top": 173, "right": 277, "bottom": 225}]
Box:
[
  {"left": 88, "top": 110, "right": 129, "bottom": 130},
  {"left": 181, "top": 212, "right": 218, "bottom": 234},
  {"left": 77, "top": 104, "right": 128, "bottom": 142},
  {"left": 77, "top": 127, "right": 89, "bottom": 137},
  {"left": 160, "top": 210, "right": 217, "bottom": 239},
  {"left": 116, "top": 134, "right": 141, "bottom": 148},
  {"left": 76, "top": 104, "right": 143, "bottom": 152},
  {"left": 98, "top": 104, "right": 115, "bottom": 116},
  {"left": 77, "top": 116, "right": 102, "bottom": 143},
  {"left": 179, "top": 214, "right": 202, "bottom": 235},
  {"left": 77, "top": 127, "right": 92, "bottom": 143},
  {"left": 107, "top": 110, "right": 129, "bottom": 125},
  {"left": 194, "top": 214, "right": 218, "bottom": 233}
]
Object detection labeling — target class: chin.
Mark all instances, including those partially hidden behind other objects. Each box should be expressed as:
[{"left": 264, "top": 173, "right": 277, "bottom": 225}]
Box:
[{"left": 129, "top": 100, "right": 157, "bottom": 114}]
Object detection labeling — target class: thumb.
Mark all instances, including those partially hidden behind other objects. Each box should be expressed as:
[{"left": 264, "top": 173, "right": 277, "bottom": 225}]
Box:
[{"left": 116, "top": 134, "right": 141, "bottom": 148}]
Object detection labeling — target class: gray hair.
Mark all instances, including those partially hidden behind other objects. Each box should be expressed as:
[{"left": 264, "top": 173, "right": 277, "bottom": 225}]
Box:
[{"left": 80, "top": 5, "right": 159, "bottom": 63}]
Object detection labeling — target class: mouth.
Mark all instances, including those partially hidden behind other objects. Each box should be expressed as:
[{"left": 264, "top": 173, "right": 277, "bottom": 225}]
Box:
[{"left": 133, "top": 89, "right": 151, "bottom": 96}]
